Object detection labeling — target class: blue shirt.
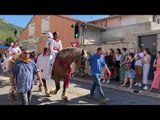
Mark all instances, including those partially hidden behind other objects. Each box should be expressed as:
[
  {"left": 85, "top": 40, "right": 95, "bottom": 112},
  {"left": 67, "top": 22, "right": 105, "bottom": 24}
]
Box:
[
  {"left": 88, "top": 53, "right": 106, "bottom": 76},
  {"left": 12, "top": 60, "right": 39, "bottom": 93}
]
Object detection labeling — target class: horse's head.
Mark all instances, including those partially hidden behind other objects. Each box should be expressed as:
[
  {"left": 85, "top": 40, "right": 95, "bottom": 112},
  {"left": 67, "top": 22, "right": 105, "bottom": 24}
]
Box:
[{"left": 75, "top": 49, "right": 88, "bottom": 70}]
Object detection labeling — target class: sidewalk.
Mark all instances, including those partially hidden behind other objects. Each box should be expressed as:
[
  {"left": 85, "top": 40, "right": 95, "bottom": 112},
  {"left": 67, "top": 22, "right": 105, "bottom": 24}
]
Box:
[{"left": 71, "top": 76, "right": 160, "bottom": 99}]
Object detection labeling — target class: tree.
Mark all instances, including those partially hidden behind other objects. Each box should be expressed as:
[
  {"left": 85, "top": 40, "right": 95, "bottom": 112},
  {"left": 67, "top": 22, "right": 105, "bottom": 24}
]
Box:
[{"left": 5, "top": 37, "right": 16, "bottom": 46}]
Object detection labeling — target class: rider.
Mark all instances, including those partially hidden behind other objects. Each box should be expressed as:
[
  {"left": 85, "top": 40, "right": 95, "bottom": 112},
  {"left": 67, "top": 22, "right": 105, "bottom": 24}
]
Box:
[
  {"left": 49, "top": 31, "right": 62, "bottom": 56},
  {"left": 45, "top": 32, "right": 53, "bottom": 49},
  {"left": 9, "top": 42, "right": 21, "bottom": 57},
  {"left": 47, "top": 31, "right": 63, "bottom": 94},
  {"left": 1, "top": 49, "right": 12, "bottom": 73}
]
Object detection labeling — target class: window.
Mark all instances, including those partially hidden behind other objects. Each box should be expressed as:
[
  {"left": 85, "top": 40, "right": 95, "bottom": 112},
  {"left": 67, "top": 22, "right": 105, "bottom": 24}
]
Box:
[
  {"left": 105, "top": 21, "right": 107, "bottom": 27},
  {"left": 41, "top": 17, "right": 50, "bottom": 34},
  {"left": 157, "top": 19, "right": 159, "bottom": 24},
  {"left": 29, "top": 23, "right": 35, "bottom": 38},
  {"left": 153, "top": 15, "right": 156, "bottom": 22}
]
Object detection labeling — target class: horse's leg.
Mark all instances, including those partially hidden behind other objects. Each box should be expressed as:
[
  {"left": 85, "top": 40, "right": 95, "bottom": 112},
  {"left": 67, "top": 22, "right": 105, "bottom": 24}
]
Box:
[
  {"left": 61, "top": 80, "right": 69, "bottom": 101},
  {"left": 50, "top": 78, "right": 60, "bottom": 95}
]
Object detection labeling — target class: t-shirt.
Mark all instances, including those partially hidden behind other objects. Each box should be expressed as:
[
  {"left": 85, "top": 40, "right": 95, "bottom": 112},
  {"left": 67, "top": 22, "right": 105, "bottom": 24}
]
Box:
[
  {"left": 88, "top": 53, "right": 106, "bottom": 76},
  {"left": 9, "top": 46, "right": 21, "bottom": 55},
  {"left": 135, "top": 52, "right": 144, "bottom": 66},
  {"left": 126, "top": 59, "right": 135, "bottom": 70},
  {"left": 12, "top": 60, "right": 39, "bottom": 93},
  {"left": 116, "top": 54, "right": 121, "bottom": 61},
  {"left": 50, "top": 39, "right": 62, "bottom": 54}
]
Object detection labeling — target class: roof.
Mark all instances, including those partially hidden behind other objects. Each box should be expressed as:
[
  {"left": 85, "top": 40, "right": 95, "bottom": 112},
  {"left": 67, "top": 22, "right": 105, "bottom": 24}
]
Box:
[
  {"left": 82, "top": 22, "right": 106, "bottom": 31},
  {"left": 89, "top": 15, "right": 121, "bottom": 23},
  {"left": 57, "top": 15, "right": 84, "bottom": 23}
]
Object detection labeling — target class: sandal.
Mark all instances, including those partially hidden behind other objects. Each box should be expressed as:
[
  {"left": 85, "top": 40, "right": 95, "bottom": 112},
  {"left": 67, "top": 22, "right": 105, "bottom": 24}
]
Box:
[
  {"left": 38, "top": 85, "right": 43, "bottom": 92},
  {"left": 120, "top": 84, "right": 126, "bottom": 87}
]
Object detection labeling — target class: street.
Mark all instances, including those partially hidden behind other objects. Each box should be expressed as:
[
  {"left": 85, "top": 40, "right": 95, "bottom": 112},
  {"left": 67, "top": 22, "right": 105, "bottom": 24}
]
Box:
[{"left": 1, "top": 76, "right": 160, "bottom": 105}]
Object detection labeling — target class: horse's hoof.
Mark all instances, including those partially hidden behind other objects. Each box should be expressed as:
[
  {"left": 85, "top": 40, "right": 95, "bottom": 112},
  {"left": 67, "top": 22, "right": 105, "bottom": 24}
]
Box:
[
  {"left": 62, "top": 96, "right": 69, "bottom": 102},
  {"left": 50, "top": 90, "right": 57, "bottom": 95}
]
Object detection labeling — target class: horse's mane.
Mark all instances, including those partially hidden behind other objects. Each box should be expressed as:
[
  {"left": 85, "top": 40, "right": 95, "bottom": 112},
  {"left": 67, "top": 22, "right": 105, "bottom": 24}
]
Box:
[{"left": 56, "top": 47, "right": 82, "bottom": 59}]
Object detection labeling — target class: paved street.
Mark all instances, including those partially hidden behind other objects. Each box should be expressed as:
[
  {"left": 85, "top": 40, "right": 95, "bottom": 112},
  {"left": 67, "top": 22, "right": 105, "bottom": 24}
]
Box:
[{"left": 0, "top": 76, "right": 160, "bottom": 105}]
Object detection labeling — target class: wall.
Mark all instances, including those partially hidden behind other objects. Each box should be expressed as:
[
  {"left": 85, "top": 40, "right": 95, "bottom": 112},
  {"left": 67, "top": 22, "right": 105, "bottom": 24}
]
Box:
[
  {"left": 83, "top": 27, "right": 103, "bottom": 45},
  {"left": 19, "top": 15, "right": 79, "bottom": 54},
  {"left": 103, "top": 22, "right": 152, "bottom": 42},
  {"left": 90, "top": 15, "right": 152, "bottom": 29},
  {"left": 151, "top": 22, "right": 160, "bottom": 30}
]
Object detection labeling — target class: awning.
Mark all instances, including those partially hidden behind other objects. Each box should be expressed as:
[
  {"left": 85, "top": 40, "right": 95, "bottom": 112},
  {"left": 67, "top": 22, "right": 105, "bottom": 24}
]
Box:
[{"left": 0, "top": 45, "right": 9, "bottom": 49}]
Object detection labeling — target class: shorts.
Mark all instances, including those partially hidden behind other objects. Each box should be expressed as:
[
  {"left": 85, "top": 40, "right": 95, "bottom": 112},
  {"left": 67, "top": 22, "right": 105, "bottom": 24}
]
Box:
[
  {"left": 125, "top": 69, "right": 135, "bottom": 79},
  {"left": 135, "top": 66, "right": 143, "bottom": 75}
]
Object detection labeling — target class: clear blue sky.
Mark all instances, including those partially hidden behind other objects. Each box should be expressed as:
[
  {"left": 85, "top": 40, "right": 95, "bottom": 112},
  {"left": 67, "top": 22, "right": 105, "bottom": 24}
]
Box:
[{"left": 0, "top": 15, "right": 108, "bottom": 28}]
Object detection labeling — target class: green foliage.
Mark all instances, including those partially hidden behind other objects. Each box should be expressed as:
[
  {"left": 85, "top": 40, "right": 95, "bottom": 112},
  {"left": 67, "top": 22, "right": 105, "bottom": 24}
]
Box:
[
  {"left": 5, "top": 37, "right": 15, "bottom": 46},
  {"left": 0, "top": 18, "right": 23, "bottom": 45}
]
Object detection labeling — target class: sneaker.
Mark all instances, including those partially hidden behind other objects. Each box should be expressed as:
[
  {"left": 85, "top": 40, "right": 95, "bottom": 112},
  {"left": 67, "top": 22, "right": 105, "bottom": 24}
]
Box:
[
  {"left": 134, "top": 82, "right": 139, "bottom": 86},
  {"left": 102, "top": 80, "right": 106, "bottom": 83},
  {"left": 106, "top": 80, "right": 110, "bottom": 84},
  {"left": 143, "top": 85, "right": 149, "bottom": 90},
  {"left": 128, "top": 86, "right": 132, "bottom": 89},
  {"left": 88, "top": 95, "right": 94, "bottom": 99},
  {"left": 101, "top": 98, "right": 109, "bottom": 103},
  {"left": 138, "top": 83, "right": 142, "bottom": 87}
]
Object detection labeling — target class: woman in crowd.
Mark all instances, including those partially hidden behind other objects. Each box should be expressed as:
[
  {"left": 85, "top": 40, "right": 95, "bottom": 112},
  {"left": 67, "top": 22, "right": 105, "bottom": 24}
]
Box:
[
  {"left": 149, "top": 51, "right": 160, "bottom": 93},
  {"left": 142, "top": 48, "right": 151, "bottom": 90},
  {"left": 120, "top": 53, "right": 135, "bottom": 89},
  {"left": 114, "top": 48, "right": 121, "bottom": 82},
  {"left": 120, "top": 48, "right": 128, "bottom": 84}
]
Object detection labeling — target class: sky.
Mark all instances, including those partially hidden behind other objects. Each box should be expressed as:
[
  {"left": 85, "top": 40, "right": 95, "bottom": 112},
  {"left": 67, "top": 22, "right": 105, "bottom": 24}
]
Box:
[{"left": 0, "top": 15, "right": 108, "bottom": 28}]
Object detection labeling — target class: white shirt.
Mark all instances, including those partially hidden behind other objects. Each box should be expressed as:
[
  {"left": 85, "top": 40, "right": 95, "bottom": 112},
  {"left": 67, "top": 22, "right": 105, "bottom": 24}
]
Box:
[
  {"left": 36, "top": 54, "right": 54, "bottom": 80},
  {"left": 1, "top": 56, "right": 12, "bottom": 72},
  {"left": 50, "top": 39, "right": 62, "bottom": 54},
  {"left": 9, "top": 46, "right": 21, "bottom": 55},
  {"left": 116, "top": 54, "right": 121, "bottom": 61},
  {"left": 45, "top": 38, "right": 53, "bottom": 48},
  {"left": 135, "top": 52, "right": 144, "bottom": 66}
]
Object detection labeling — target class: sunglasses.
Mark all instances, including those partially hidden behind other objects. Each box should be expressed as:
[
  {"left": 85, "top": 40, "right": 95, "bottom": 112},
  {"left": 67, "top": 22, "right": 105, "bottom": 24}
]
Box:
[{"left": 24, "top": 52, "right": 30, "bottom": 55}]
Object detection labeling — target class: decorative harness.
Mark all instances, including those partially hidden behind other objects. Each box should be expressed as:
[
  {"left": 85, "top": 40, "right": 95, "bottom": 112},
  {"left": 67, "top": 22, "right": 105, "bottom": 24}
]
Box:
[{"left": 55, "top": 54, "right": 82, "bottom": 88}]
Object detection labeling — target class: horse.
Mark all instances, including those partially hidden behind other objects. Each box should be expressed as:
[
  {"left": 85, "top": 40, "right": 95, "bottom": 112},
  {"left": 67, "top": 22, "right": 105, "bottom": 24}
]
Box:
[{"left": 50, "top": 47, "right": 88, "bottom": 101}]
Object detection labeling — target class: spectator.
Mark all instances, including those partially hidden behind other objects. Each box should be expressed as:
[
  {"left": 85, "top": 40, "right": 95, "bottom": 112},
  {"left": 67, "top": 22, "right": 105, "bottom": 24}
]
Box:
[
  {"left": 134, "top": 47, "right": 144, "bottom": 87},
  {"left": 102, "top": 51, "right": 112, "bottom": 83},
  {"left": 114, "top": 48, "right": 121, "bottom": 81},
  {"left": 120, "top": 48, "right": 128, "bottom": 84},
  {"left": 120, "top": 53, "right": 135, "bottom": 89},
  {"left": 149, "top": 51, "right": 160, "bottom": 92},
  {"left": 142, "top": 48, "right": 151, "bottom": 90}
]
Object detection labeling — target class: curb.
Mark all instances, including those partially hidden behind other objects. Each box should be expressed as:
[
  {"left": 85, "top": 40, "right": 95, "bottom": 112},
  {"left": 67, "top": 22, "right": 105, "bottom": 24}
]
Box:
[
  {"left": 0, "top": 76, "right": 9, "bottom": 80},
  {"left": 71, "top": 77, "right": 160, "bottom": 99}
]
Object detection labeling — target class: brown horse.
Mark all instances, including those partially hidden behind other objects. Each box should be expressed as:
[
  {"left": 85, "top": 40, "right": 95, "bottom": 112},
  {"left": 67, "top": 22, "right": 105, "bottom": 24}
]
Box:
[{"left": 50, "top": 47, "right": 88, "bottom": 101}]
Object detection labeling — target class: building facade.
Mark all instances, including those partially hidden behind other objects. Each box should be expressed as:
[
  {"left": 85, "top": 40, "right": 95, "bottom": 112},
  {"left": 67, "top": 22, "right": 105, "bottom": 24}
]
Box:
[{"left": 18, "top": 15, "right": 83, "bottom": 53}]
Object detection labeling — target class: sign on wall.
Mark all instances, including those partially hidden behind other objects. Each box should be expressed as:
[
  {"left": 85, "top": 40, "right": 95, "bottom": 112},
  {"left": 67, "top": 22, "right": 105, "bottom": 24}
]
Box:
[{"left": 20, "top": 37, "right": 39, "bottom": 46}]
